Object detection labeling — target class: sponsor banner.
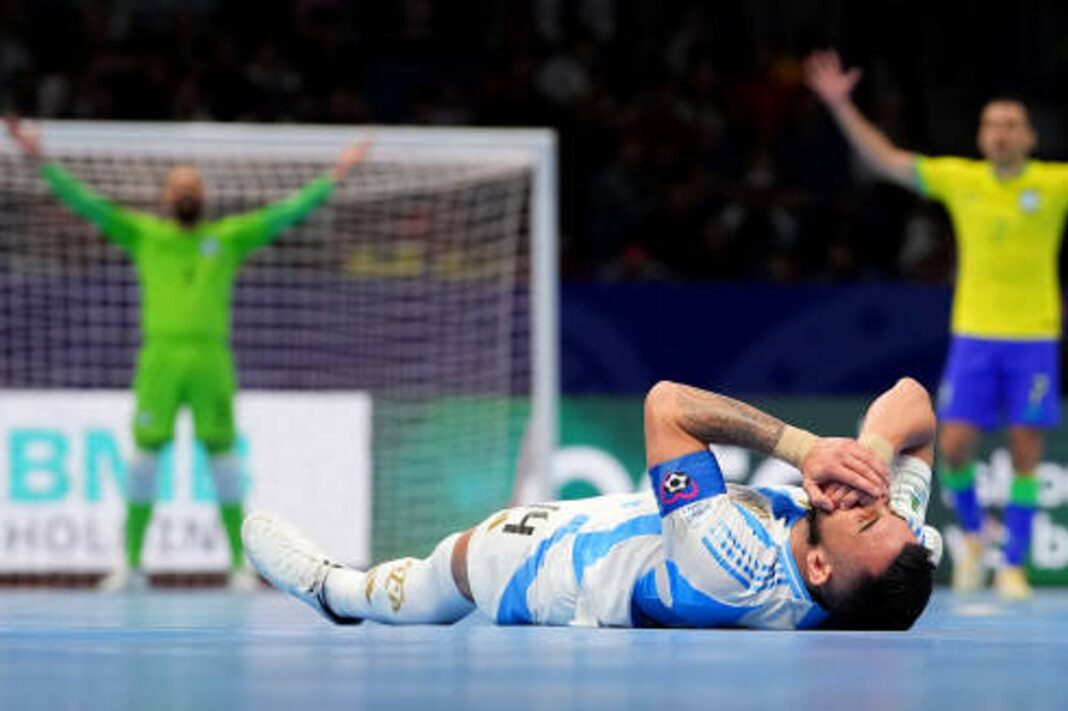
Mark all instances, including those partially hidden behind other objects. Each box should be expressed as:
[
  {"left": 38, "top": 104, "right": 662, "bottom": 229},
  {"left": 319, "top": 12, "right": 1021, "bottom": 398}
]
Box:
[
  {"left": 555, "top": 395, "right": 1068, "bottom": 585},
  {"left": 0, "top": 390, "right": 371, "bottom": 572}
]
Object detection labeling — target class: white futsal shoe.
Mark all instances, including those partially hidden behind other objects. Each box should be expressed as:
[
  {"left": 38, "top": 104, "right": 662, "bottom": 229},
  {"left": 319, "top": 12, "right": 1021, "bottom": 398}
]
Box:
[
  {"left": 994, "top": 566, "right": 1033, "bottom": 601},
  {"left": 242, "top": 511, "right": 361, "bottom": 624},
  {"left": 952, "top": 535, "right": 985, "bottom": 594},
  {"left": 98, "top": 567, "right": 148, "bottom": 593}
]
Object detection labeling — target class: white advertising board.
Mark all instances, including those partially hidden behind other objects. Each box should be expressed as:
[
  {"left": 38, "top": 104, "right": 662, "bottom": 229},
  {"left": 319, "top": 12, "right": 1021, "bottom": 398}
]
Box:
[{"left": 0, "top": 390, "right": 371, "bottom": 572}]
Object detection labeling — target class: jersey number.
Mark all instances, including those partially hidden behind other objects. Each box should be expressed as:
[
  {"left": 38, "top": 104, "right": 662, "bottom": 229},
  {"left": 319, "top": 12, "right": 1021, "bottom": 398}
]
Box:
[{"left": 501, "top": 504, "right": 559, "bottom": 536}]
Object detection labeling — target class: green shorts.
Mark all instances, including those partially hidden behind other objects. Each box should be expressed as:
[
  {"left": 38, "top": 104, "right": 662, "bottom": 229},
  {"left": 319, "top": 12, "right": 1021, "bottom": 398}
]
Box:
[{"left": 133, "top": 339, "right": 237, "bottom": 452}]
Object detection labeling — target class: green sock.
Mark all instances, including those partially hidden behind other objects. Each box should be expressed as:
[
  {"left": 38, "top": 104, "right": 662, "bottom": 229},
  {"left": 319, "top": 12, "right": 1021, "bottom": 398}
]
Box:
[
  {"left": 1010, "top": 474, "right": 1040, "bottom": 507},
  {"left": 939, "top": 463, "right": 976, "bottom": 492},
  {"left": 219, "top": 503, "right": 245, "bottom": 570},
  {"left": 938, "top": 463, "right": 983, "bottom": 533},
  {"left": 125, "top": 502, "right": 153, "bottom": 569}
]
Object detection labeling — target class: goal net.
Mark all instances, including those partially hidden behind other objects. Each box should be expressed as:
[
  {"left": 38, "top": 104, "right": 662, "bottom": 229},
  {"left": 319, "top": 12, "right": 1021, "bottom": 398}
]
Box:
[{"left": 0, "top": 122, "right": 557, "bottom": 571}]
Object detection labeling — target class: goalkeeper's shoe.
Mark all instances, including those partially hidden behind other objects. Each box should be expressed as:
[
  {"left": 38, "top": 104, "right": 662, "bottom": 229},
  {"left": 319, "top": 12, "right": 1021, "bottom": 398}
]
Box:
[
  {"left": 952, "top": 535, "right": 985, "bottom": 594},
  {"left": 242, "top": 511, "right": 361, "bottom": 625},
  {"left": 98, "top": 567, "right": 148, "bottom": 593},
  {"left": 995, "top": 566, "right": 1033, "bottom": 602}
]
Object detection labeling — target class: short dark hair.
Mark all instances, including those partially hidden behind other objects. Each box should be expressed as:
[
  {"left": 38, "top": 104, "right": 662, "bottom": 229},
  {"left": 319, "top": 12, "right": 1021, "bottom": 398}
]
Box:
[
  {"left": 983, "top": 94, "right": 1032, "bottom": 118},
  {"left": 822, "top": 543, "right": 935, "bottom": 631}
]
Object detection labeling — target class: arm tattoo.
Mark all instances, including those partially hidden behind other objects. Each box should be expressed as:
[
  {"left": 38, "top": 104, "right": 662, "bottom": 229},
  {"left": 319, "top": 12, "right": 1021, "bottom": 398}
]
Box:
[{"left": 675, "top": 384, "right": 786, "bottom": 454}]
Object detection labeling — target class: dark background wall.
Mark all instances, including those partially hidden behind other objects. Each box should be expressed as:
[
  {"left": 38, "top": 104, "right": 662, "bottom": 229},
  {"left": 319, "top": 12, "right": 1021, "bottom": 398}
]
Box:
[
  {"left": 561, "top": 282, "right": 955, "bottom": 395},
  {"left": 5, "top": 1, "right": 1068, "bottom": 394}
]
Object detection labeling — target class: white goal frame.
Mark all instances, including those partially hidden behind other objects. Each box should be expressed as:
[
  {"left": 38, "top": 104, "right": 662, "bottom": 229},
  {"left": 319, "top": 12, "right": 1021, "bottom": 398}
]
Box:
[{"left": 9, "top": 120, "right": 559, "bottom": 502}]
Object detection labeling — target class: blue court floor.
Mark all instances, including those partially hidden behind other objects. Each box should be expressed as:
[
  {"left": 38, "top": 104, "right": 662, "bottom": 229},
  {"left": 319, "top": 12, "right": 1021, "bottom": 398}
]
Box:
[{"left": 0, "top": 588, "right": 1065, "bottom": 711}]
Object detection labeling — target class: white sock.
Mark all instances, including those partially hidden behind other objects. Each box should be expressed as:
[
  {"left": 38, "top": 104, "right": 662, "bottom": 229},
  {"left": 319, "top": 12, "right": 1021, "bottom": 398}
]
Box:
[
  {"left": 208, "top": 453, "right": 243, "bottom": 503},
  {"left": 324, "top": 533, "right": 474, "bottom": 624},
  {"left": 128, "top": 451, "right": 160, "bottom": 502}
]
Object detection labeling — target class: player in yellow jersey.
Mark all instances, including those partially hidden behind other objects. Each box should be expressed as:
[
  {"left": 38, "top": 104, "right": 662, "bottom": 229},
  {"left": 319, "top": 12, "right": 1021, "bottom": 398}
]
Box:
[{"left": 805, "top": 50, "right": 1068, "bottom": 599}]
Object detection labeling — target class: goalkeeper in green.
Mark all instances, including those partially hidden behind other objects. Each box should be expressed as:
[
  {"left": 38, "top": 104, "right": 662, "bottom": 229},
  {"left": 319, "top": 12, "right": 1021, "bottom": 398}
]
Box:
[{"left": 5, "top": 115, "right": 370, "bottom": 591}]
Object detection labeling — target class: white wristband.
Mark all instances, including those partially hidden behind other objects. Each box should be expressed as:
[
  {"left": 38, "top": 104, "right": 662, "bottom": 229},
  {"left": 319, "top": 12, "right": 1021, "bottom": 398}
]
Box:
[
  {"left": 858, "top": 432, "right": 894, "bottom": 467},
  {"left": 772, "top": 425, "right": 817, "bottom": 468}
]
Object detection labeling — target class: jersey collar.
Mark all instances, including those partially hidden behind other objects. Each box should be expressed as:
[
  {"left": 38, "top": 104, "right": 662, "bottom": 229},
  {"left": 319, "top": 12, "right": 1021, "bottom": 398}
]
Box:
[
  {"left": 779, "top": 519, "right": 823, "bottom": 608},
  {"left": 990, "top": 159, "right": 1033, "bottom": 184}
]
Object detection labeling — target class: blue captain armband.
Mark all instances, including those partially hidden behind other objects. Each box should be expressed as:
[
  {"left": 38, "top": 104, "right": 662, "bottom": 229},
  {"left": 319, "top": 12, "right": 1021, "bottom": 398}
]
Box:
[{"left": 648, "top": 450, "right": 726, "bottom": 517}]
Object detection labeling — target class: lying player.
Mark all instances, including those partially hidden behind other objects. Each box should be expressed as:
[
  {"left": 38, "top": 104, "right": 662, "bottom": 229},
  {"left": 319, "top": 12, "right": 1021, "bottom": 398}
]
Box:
[{"left": 244, "top": 377, "right": 941, "bottom": 630}]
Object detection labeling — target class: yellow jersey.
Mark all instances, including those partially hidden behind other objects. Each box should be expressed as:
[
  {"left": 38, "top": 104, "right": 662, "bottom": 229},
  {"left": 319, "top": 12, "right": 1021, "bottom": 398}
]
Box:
[{"left": 915, "top": 157, "right": 1068, "bottom": 339}]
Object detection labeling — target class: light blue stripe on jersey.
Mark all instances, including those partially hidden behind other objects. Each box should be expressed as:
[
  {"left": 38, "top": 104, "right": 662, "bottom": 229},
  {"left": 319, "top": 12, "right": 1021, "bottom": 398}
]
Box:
[
  {"left": 716, "top": 525, "right": 772, "bottom": 577},
  {"left": 496, "top": 515, "right": 590, "bottom": 625},
  {"left": 735, "top": 505, "right": 774, "bottom": 547},
  {"left": 630, "top": 560, "right": 756, "bottom": 628},
  {"left": 701, "top": 536, "right": 751, "bottom": 589},
  {"left": 709, "top": 523, "right": 777, "bottom": 585},
  {"left": 777, "top": 535, "right": 810, "bottom": 602},
  {"left": 571, "top": 514, "right": 661, "bottom": 585},
  {"left": 797, "top": 604, "right": 830, "bottom": 630}
]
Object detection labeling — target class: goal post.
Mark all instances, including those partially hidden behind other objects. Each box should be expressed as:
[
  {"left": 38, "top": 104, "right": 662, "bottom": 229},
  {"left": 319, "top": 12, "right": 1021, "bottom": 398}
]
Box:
[{"left": 0, "top": 121, "right": 557, "bottom": 567}]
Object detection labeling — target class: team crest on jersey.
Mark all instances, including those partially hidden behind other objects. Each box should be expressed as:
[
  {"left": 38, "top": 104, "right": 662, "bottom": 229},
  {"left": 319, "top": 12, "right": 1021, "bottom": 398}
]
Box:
[
  {"left": 660, "top": 471, "right": 699, "bottom": 505},
  {"left": 200, "top": 237, "right": 219, "bottom": 257},
  {"left": 1019, "top": 189, "right": 1040, "bottom": 213}
]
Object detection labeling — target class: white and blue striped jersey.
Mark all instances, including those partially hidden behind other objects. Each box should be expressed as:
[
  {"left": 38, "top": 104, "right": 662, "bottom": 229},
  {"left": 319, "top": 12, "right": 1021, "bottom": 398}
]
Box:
[{"left": 465, "top": 450, "right": 830, "bottom": 630}]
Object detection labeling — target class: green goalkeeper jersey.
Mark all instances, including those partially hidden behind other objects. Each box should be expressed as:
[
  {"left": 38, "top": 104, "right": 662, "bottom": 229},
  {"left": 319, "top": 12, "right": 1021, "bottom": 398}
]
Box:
[{"left": 42, "top": 162, "right": 335, "bottom": 343}]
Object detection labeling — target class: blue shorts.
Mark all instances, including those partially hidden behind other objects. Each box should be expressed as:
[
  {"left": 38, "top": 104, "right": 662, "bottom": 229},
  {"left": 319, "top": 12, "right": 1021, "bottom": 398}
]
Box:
[{"left": 938, "top": 336, "right": 1061, "bottom": 430}]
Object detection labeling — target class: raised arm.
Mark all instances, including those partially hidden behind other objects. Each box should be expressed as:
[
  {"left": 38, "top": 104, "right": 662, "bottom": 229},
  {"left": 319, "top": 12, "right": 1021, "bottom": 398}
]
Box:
[
  {"left": 643, "top": 381, "right": 888, "bottom": 510},
  {"left": 5, "top": 114, "right": 140, "bottom": 248},
  {"left": 859, "top": 377, "right": 936, "bottom": 465},
  {"left": 4, "top": 114, "right": 41, "bottom": 161},
  {"left": 262, "top": 141, "right": 371, "bottom": 234},
  {"left": 228, "top": 141, "right": 371, "bottom": 258},
  {"left": 804, "top": 50, "right": 919, "bottom": 191}
]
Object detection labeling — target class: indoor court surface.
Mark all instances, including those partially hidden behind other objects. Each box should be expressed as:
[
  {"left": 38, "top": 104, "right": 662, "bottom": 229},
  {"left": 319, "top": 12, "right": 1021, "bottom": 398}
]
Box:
[{"left": 0, "top": 589, "right": 1064, "bottom": 710}]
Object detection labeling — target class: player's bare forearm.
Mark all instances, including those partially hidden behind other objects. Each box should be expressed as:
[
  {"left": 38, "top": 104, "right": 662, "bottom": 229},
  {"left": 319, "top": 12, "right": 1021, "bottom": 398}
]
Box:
[
  {"left": 828, "top": 378, "right": 936, "bottom": 509},
  {"left": 644, "top": 382, "right": 784, "bottom": 467},
  {"left": 644, "top": 381, "right": 888, "bottom": 508},
  {"left": 804, "top": 50, "right": 916, "bottom": 190},
  {"left": 859, "top": 377, "right": 936, "bottom": 464},
  {"left": 673, "top": 382, "right": 783, "bottom": 455},
  {"left": 826, "top": 100, "right": 917, "bottom": 190}
]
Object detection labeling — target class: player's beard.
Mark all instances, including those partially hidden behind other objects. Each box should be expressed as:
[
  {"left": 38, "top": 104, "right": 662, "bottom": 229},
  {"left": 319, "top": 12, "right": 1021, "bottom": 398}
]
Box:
[{"left": 174, "top": 197, "right": 202, "bottom": 227}]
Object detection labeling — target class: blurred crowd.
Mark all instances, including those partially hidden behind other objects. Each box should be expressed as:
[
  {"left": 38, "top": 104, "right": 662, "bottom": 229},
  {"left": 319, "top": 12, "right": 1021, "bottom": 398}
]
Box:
[{"left": 6, "top": 0, "right": 1068, "bottom": 282}]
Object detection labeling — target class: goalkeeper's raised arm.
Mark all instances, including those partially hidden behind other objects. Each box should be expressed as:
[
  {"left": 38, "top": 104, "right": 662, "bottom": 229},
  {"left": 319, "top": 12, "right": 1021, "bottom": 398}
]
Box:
[
  {"left": 5, "top": 113, "right": 371, "bottom": 250},
  {"left": 803, "top": 50, "right": 919, "bottom": 190},
  {"left": 221, "top": 140, "right": 371, "bottom": 258},
  {"left": 4, "top": 114, "right": 42, "bottom": 161},
  {"left": 5, "top": 114, "right": 142, "bottom": 248}
]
